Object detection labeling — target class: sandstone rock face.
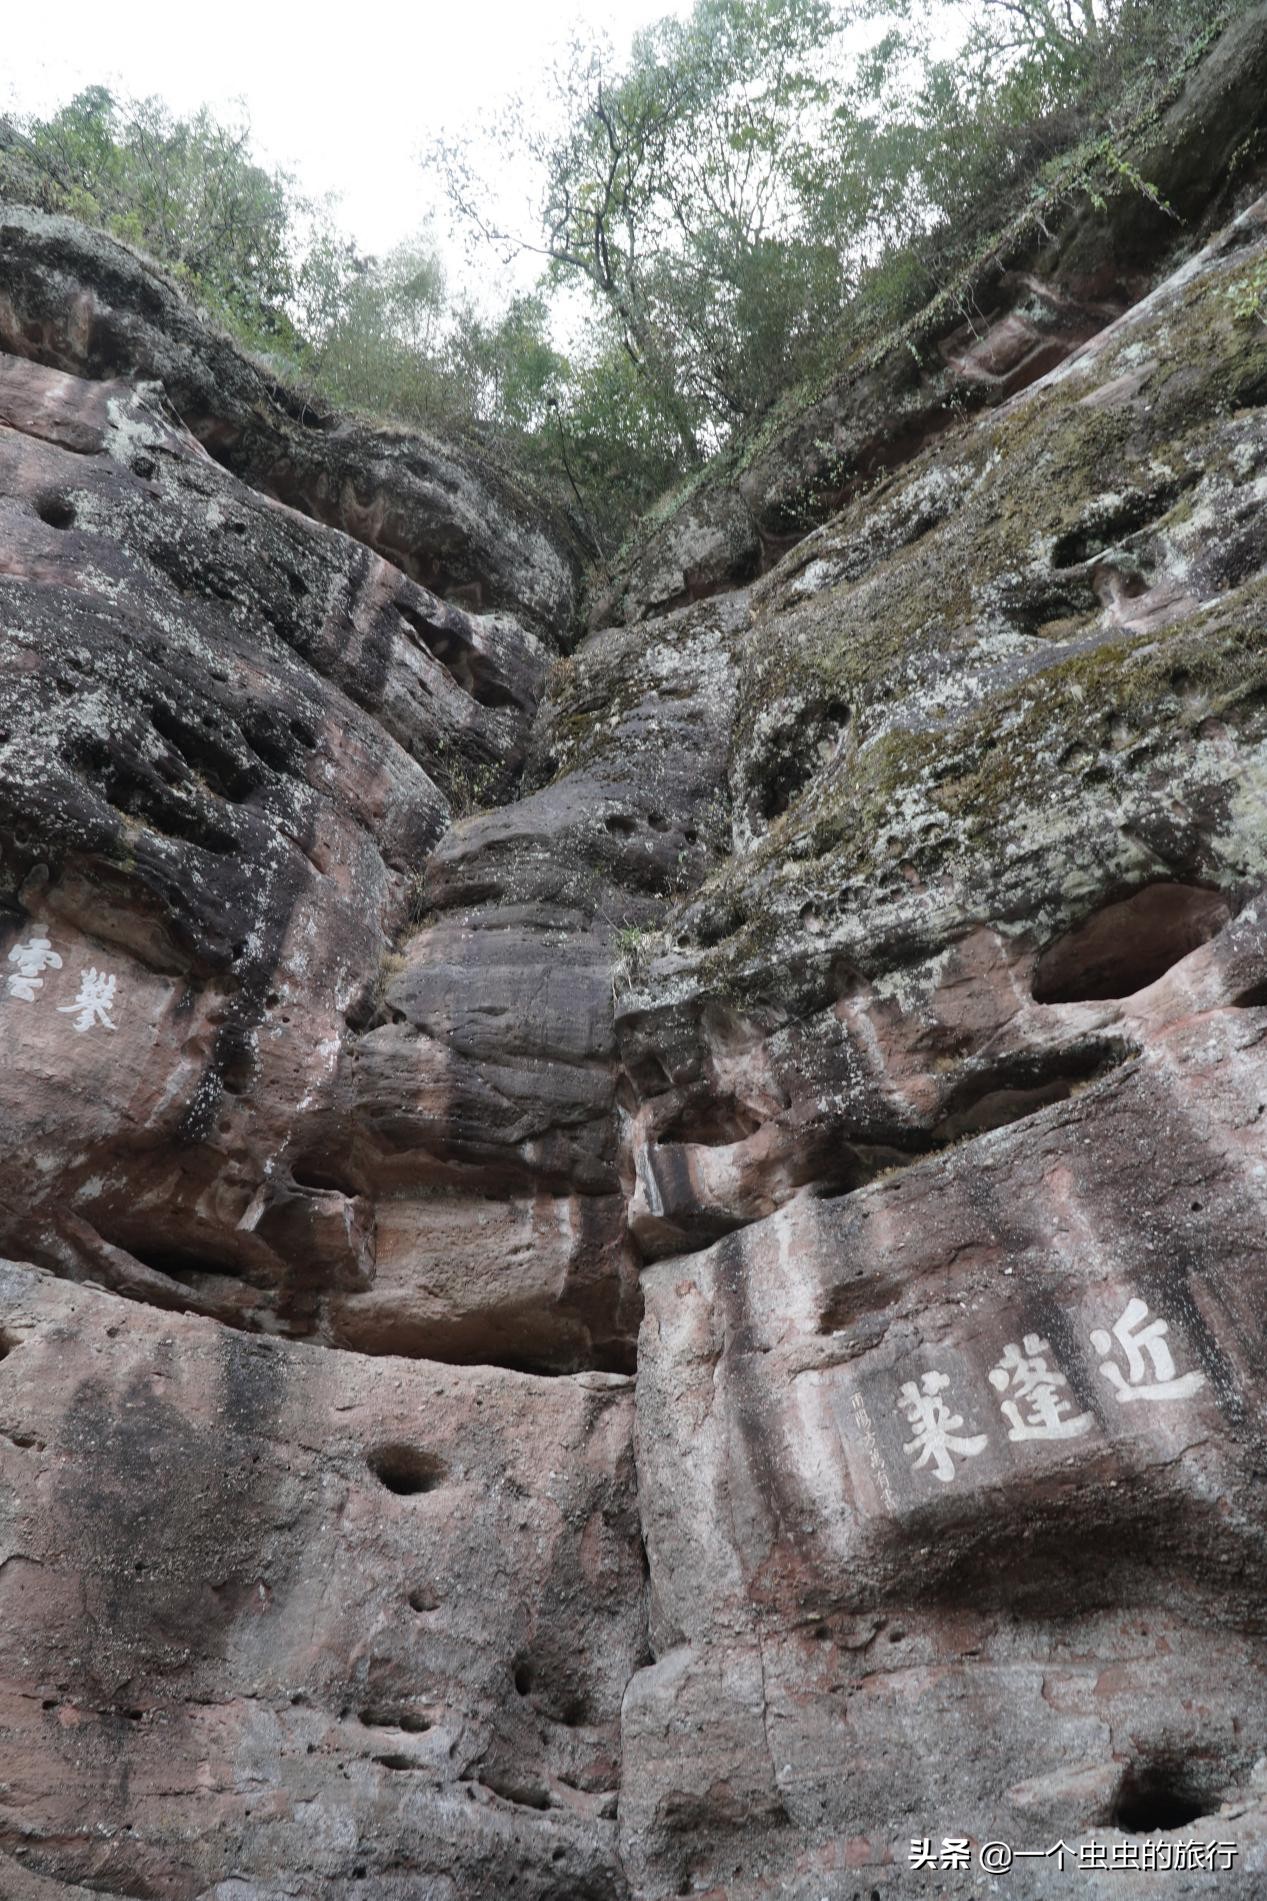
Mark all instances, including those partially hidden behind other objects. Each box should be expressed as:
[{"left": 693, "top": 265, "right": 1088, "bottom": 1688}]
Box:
[
  {"left": 0, "top": 207, "right": 580, "bottom": 635},
  {"left": 2, "top": 14, "right": 1267, "bottom": 1898},
  {"left": 0, "top": 349, "right": 553, "bottom": 1343},
  {"left": 0, "top": 1267, "right": 642, "bottom": 1898}
]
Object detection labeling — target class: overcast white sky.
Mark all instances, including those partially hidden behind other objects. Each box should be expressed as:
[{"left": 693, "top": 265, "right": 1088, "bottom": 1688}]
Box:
[{"left": 2, "top": 0, "right": 691, "bottom": 261}]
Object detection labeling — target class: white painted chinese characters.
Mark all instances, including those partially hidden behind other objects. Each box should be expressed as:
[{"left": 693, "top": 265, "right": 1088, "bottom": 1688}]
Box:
[
  {"left": 1091, "top": 1297, "right": 1206, "bottom": 1403},
  {"left": 58, "top": 968, "right": 118, "bottom": 1034},
  {"left": 6, "top": 936, "right": 62, "bottom": 1002},
  {"left": 4, "top": 935, "right": 117, "bottom": 1033},
  {"left": 891, "top": 1298, "right": 1208, "bottom": 1487},
  {"left": 898, "top": 1371, "right": 988, "bottom": 1483},
  {"left": 989, "top": 1334, "right": 1094, "bottom": 1441}
]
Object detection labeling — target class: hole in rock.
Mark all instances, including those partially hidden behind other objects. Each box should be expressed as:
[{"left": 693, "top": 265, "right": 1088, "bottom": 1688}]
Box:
[
  {"left": 218, "top": 1038, "right": 255, "bottom": 1097},
  {"left": 374, "top": 1753, "right": 424, "bottom": 1772},
  {"left": 1111, "top": 1760, "right": 1218, "bottom": 1834},
  {"left": 756, "top": 751, "right": 811, "bottom": 824},
  {"left": 36, "top": 495, "right": 76, "bottom": 530},
  {"left": 747, "top": 698, "right": 850, "bottom": 830},
  {"left": 936, "top": 1040, "right": 1128, "bottom": 1141},
  {"left": 995, "top": 569, "right": 1098, "bottom": 637},
  {"left": 477, "top": 1774, "right": 550, "bottom": 1810},
  {"left": 1032, "top": 883, "right": 1231, "bottom": 1003},
  {"left": 513, "top": 1661, "right": 533, "bottom": 1697},
  {"left": 408, "top": 1587, "right": 438, "bottom": 1613},
  {"left": 1050, "top": 480, "right": 1189, "bottom": 569},
  {"left": 290, "top": 1153, "right": 366, "bottom": 1198},
  {"left": 360, "top": 1707, "right": 430, "bottom": 1733},
  {"left": 243, "top": 710, "right": 302, "bottom": 775},
  {"left": 695, "top": 902, "right": 743, "bottom": 950},
  {"left": 656, "top": 1098, "right": 763, "bottom": 1147},
  {"left": 396, "top": 600, "right": 518, "bottom": 709},
  {"left": 114, "top": 1241, "right": 257, "bottom": 1291},
  {"left": 367, "top": 1444, "right": 445, "bottom": 1496},
  {"left": 149, "top": 706, "right": 259, "bottom": 804}
]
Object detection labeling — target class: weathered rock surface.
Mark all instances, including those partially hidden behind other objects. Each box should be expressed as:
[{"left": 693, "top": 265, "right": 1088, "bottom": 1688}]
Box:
[
  {"left": 0, "top": 206, "right": 580, "bottom": 635},
  {"left": 0, "top": 349, "right": 561, "bottom": 1352},
  {"left": 0, "top": 1265, "right": 643, "bottom": 1898},
  {"left": 1, "top": 10, "right": 1267, "bottom": 1896}
]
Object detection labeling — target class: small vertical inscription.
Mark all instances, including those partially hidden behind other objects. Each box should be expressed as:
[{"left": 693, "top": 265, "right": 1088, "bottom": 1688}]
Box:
[{"left": 850, "top": 1388, "right": 896, "bottom": 1512}]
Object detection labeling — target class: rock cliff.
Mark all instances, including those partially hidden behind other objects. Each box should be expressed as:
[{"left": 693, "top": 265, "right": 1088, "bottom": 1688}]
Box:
[{"left": 1, "top": 11, "right": 1267, "bottom": 1898}]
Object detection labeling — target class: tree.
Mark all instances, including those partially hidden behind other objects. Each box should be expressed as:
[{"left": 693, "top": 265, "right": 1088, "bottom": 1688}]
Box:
[
  {"left": 446, "top": 294, "right": 566, "bottom": 434},
  {"left": 304, "top": 238, "right": 460, "bottom": 425},
  {"left": 21, "top": 88, "right": 302, "bottom": 339},
  {"left": 428, "top": 0, "right": 852, "bottom": 463}
]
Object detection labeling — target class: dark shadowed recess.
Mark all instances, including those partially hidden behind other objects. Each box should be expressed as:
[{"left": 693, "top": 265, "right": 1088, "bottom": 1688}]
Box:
[{"left": 1033, "top": 882, "right": 1232, "bottom": 1002}]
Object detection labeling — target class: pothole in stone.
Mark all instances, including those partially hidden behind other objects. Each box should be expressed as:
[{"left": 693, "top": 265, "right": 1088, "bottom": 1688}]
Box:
[
  {"left": 111, "top": 1239, "right": 262, "bottom": 1292},
  {"left": 149, "top": 704, "right": 259, "bottom": 804},
  {"left": 655, "top": 1097, "right": 763, "bottom": 1147},
  {"left": 366, "top": 1443, "right": 446, "bottom": 1496},
  {"left": 474, "top": 1773, "right": 551, "bottom": 1810},
  {"left": 1032, "top": 882, "right": 1231, "bottom": 1003},
  {"left": 359, "top": 1707, "right": 431, "bottom": 1733},
  {"left": 694, "top": 900, "right": 745, "bottom": 949},
  {"left": 396, "top": 598, "right": 519, "bottom": 709},
  {"left": 1049, "top": 477, "right": 1193, "bottom": 569},
  {"left": 511, "top": 1652, "right": 591, "bottom": 1726},
  {"left": 36, "top": 494, "right": 76, "bottom": 531},
  {"left": 217, "top": 1036, "right": 256, "bottom": 1097},
  {"left": 1110, "top": 1759, "right": 1220, "bottom": 1834},
  {"left": 935, "top": 1039, "right": 1130, "bottom": 1141},
  {"left": 745, "top": 698, "right": 851, "bottom": 833},
  {"left": 290, "top": 1152, "right": 366, "bottom": 1198}
]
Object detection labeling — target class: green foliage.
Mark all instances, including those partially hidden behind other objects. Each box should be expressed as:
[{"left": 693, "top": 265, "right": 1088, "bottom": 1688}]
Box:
[
  {"left": 431, "top": 0, "right": 851, "bottom": 464},
  {"left": 1227, "top": 261, "right": 1267, "bottom": 326},
  {"left": 19, "top": 87, "right": 307, "bottom": 343},
  {"left": 4, "top": 0, "right": 1254, "bottom": 554},
  {"left": 424, "top": 0, "right": 1249, "bottom": 534},
  {"left": 302, "top": 238, "right": 457, "bottom": 426}
]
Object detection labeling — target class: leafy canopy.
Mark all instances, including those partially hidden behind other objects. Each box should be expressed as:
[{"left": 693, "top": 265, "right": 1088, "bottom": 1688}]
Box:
[{"left": 5, "top": 0, "right": 1247, "bottom": 545}]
